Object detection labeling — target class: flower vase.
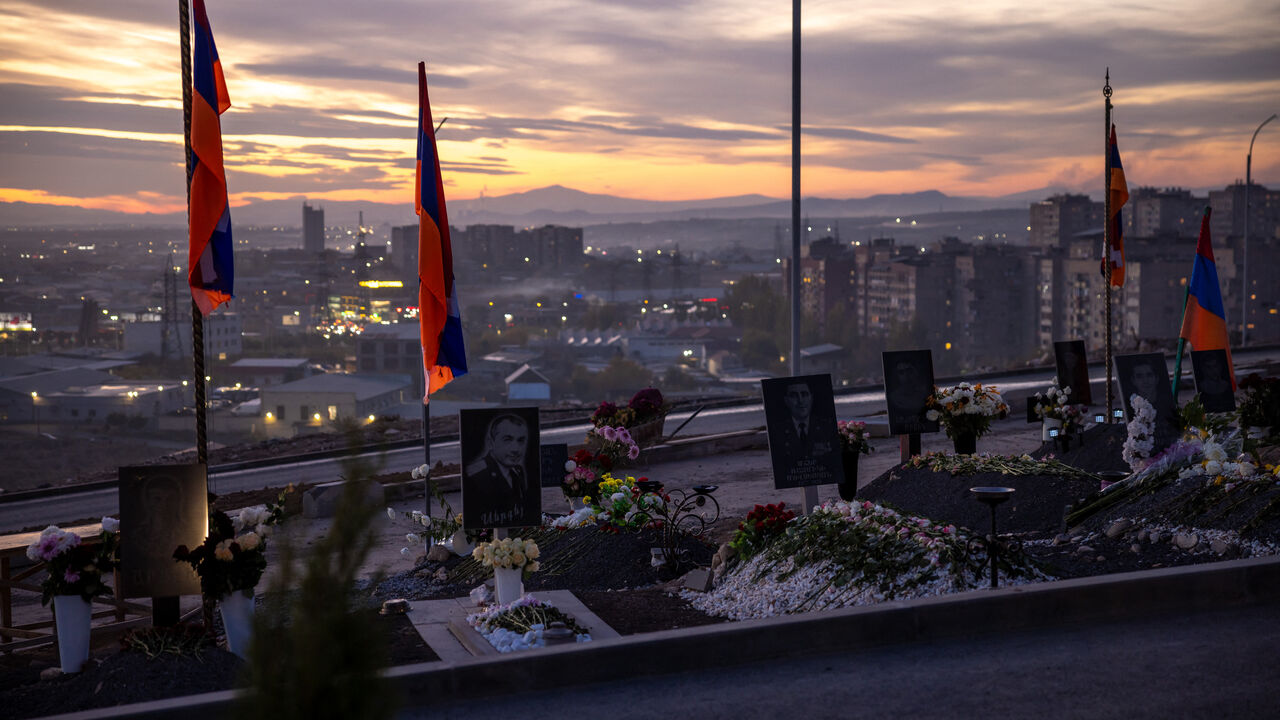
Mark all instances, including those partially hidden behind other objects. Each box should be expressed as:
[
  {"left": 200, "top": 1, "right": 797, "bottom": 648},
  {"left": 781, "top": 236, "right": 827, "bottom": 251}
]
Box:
[
  {"left": 53, "top": 594, "right": 92, "bottom": 673},
  {"left": 1041, "top": 418, "right": 1063, "bottom": 442},
  {"left": 493, "top": 566, "right": 524, "bottom": 605},
  {"left": 219, "top": 589, "right": 255, "bottom": 659},
  {"left": 449, "top": 528, "right": 475, "bottom": 557},
  {"left": 952, "top": 432, "right": 977, "bottom": 455},
  {"left": 838, "top": 450, "right": 859, "bottom": 502}
]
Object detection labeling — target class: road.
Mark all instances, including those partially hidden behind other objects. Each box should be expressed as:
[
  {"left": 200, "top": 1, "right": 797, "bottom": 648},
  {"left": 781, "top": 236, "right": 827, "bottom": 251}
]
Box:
[{"left": 3, "top": 347, "right": 1275, "bottom": 533}]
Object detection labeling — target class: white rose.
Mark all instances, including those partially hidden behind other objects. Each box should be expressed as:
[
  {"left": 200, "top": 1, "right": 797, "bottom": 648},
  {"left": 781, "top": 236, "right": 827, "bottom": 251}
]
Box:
[
  {"left": 238, "top": 532, "right": 260, "bottom": 551},
  {"left": 1203, "top": 460, "right": 1223, "bottom": 476},
  {"left": 101, "top": 517, "right": 120, "bottom": 533}
]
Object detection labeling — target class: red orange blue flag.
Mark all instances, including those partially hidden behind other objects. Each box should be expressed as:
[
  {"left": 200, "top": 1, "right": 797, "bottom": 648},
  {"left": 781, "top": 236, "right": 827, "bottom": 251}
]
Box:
[
  {"left": 1106, "top": 124, "right": 1129, "bottom": 287},
  {"left": 187, "top": 0, "right": 234, "bottom": 315},
  {"left": 1179, "top": 207, "right": 1235, "bottom": 388},
  {"left": 416, "top": 62, "right": 467, "bottom": 400}
]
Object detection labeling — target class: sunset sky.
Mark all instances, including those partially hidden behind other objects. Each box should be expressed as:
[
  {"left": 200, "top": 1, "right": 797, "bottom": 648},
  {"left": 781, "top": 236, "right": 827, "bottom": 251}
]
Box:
[{"left": 1, "top": 0, "right": 1277, "bottom": 217}]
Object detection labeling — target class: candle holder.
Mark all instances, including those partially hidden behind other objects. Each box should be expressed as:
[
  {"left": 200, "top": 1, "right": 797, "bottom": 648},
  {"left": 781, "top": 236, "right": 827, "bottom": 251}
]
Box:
[{"left": 967, "top": 486, "right": 1020, "bottom": 589}]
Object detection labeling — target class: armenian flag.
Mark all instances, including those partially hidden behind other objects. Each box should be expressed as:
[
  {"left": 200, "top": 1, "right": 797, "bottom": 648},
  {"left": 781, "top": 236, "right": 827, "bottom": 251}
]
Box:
[
  {"left": 1179, "top": 207, "right": 1235, "bottom": 388},
  {"left": 1106, "top": 124, "right": 1129, "bottom": 287},
  {"left": 187, "top": 0, "right": 234, "bottom": 315},
  {"left": 415, "top": 62, "right": 467, "bottom": 399}
]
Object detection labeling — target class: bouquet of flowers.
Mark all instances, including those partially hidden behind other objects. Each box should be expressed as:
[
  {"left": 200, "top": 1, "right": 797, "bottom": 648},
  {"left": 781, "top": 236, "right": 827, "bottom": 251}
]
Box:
[
  {"left": 1032, "top": 379, "right": 1086, "bottom": 428},
  {"left": 472, "top": 537, "right": 541, "bottom": 575},
  {"left": 925, "top": 382, "right": 1009, "bottom": 440},
  {"left": 1122, "top": 394, "right": 1157, "bottom": 472},
  {"left": 174, "top": 491, "right": 286, "bottom": 599},
  {"left": 25, "top": 518, "right": 119, "bottom": 606},
  {"left": 590, "top": 387, "right": 670, "bottom": 433},
  {"left": 584, "top": 474, "right": 667, "bottom": 531},
  {"left": 563, "top": 426, "right": 640, "bottom": 498},
  {"left": 728, "top": 503, "right": 796, "bottom": 561},
  {"left": 837, "top": 420, "right": 874, "bottom": 455}
]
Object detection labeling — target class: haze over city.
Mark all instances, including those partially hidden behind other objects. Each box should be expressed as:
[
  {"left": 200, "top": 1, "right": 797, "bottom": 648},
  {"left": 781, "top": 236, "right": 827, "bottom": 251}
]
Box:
[{"left": 2, "top": 0, "right": 1278, "bottom": 221}]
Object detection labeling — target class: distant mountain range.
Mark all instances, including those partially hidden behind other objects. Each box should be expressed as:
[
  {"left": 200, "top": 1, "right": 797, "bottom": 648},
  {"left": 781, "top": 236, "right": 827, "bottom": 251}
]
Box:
[{"left": 1, "top": 184, "right": 1091, "bottom": 230}]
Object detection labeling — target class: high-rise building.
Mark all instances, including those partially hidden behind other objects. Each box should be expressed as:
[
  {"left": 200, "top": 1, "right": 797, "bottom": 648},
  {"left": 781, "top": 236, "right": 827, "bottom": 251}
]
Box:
[
  {"left": 1029, "top": 194, "right": 1102, "bottom": 250},
  {"left": 1129, "top": 187, "right": 1202, "bottom": 238},
  {"left": 303, "top": 202, "right": 325, "bottom": 253}
]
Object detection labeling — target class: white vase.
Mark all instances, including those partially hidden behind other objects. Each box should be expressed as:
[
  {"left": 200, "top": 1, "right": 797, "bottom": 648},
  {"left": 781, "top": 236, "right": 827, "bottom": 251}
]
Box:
[
  {"left": 219, "top": 589, "right": 255, "bottom": 659},
  {"left": 449, "top": 528, "right": 475, "bottom": 557},
  {"left": 493, "top": 566, "right": 524, "bottom": 605},
  {"left": 53, "top": 594, "right": 92, "bottom": 673},
  {"left": 1042, "top": 418, "right": 1064, "bottom": 441}
]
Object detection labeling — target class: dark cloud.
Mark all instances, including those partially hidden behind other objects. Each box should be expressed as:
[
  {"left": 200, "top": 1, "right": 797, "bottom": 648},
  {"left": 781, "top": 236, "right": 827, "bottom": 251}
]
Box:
[{"left": 799, "top": 127, "right": 916, "bottom": 144}]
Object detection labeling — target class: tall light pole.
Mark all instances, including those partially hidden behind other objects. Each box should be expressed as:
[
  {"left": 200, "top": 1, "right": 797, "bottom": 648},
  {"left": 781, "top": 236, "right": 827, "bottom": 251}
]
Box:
[
  {"left": 1242, "top": 113, "right": 1277, "bottom": 347},
  {"left": 31, "top": 391, "right": 39, "bottom": 436}
]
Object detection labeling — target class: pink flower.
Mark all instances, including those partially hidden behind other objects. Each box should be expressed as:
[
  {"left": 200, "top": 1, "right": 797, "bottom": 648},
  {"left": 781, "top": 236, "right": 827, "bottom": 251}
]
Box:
[
  {"left": 627, "top": 444, "right": 640, "bottom": 460},
  {"left": 601, "top": 426, "right": 618, "bottom": 442},
  {"left": 63, "top": 570, "right": 80, "bottom": 584}
]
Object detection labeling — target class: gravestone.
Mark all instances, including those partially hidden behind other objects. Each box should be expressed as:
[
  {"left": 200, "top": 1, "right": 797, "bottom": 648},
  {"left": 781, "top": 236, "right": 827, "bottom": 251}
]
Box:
[
  {"left": 539, "top": 443, "right": 569, "bottom": 488},
  {"left": 460, "top": 407, "right": 541, "bottom": 530},
  {"left": 1191, "top": 349, "right": 1235, "bottom": 413},
  {"left": 882, "top": 349, "right": 939, "bottom": 436},
  {"left": 760, "top": 374, "right": 842, "bottom": 490},
  {"left": 117, "top": 464, "right": 206, "bottom": 598},
  {"left": 1053, "top": 340, "right": 1093, "bottom": 405},
  {"left": 1114, "top": 352, "right": 1179, "bottom": 452}
]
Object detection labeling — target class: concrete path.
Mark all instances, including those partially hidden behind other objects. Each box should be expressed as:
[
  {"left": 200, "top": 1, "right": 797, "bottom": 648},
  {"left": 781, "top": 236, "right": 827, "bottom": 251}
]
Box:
[{"left": 407, "top": 599, "right": 1280, "bottom": 720}]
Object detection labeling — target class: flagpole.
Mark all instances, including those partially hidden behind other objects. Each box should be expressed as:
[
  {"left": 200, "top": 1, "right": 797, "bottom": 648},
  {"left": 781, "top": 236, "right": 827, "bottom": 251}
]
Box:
[
  {"left": 1172, "top": 287, "right": 1190, "bottom": 399},
  {"left": 176, "top": 0, "right": 204, "bottom": 632},
  {"left": 179, "top": 0, "right": 208, "bottom": 469},
  {"left": 1102, "top": 70, "right": 1115, "bottom": 423},
  {"left": 423, "top": 400, "right": 431, "bottom": 518}
]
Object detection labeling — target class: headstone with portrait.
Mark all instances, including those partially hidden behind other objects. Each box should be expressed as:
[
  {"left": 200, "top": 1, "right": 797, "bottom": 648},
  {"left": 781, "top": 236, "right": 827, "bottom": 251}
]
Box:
[
  {"left": 117, "top": 464, "right": 207, "bottom": 598},
  {"left": 1191, "top": 349, "right": 1236, "bottom": 413},
  {"left": 761, "top": 374, "right": 843, "bottom": 490},
  {"left": 1114, "top": 352, "right": 1179, "bottom": 452},
  {"left": 1053, "top": 339, "right": 1093, "bottom": 406},
  {"left": 460, "top": 407, "right": 542, "bottom": 530},
  {"left": 882, "top": 349, "right": 940, "bottom": 435}
]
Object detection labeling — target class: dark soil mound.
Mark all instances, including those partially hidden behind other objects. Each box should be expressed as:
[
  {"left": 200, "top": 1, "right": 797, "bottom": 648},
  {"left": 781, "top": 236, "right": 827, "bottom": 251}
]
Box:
[
  {"left": 1, "top": 647, "right": 244, "bottom": 720},
  {"left": 576, "top": 588, "right": 729, "bottom": 635},
  {"left": 373, "top": 526, "right": 716, "bottom": 602},
  {"left": 857, "top": 425, "right": 1130, "bottom": 534},
  {"left": 1072, "top": 474, "right": 1280, "bottom": 541}
]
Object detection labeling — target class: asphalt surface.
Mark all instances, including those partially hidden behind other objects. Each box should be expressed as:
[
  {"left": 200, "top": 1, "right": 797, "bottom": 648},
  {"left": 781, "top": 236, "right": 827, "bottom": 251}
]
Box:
[{"left": 407, "top": 600, "right": 1280, "bottom": 720}]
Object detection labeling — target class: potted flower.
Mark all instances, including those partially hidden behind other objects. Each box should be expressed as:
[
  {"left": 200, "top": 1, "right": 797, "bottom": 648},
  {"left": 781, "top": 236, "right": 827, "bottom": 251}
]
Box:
[
  {"left": 836, "top": 421, "right": 874, "bottom": 500},
  {"left": 589, "top": 387, "right": 670, "bottom": 446},
  {"left": 173, "top": 495, "right": 285, "bottom": 658},
  {"left": 471, "top": 537, "right": 541, "bottom": 605},
  {"left": 1032, "top": 379, "right": 1086, "bottom": 441},
  {"left": 25, "top": 518, "right": 119, "bottom": 673},
  {"left": 563, "top": 428, "right": 640, "bottom": 504},
  {"left": 925, "top": 382, "right": 1009, "bottom": 454}
]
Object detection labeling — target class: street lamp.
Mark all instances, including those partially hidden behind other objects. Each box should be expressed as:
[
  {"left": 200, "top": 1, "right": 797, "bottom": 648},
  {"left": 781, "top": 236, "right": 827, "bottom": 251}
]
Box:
[
  {"left": 30, "top": 391, "right": 38, "bottom": 435},
  {"left": 1243, "top": 113, "right": 1277, "bottom": 347}
]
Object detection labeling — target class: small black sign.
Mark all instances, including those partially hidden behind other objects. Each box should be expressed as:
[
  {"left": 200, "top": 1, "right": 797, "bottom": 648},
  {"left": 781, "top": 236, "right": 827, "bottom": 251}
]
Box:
[
  {"left": 1114, "top": 352, "right": 1179, "bottom": 452},
  {"left": 117, "top": 464, "right": 206, "bottom": 598},
  {"left": 1191, "top": 349, "right": 1236, "bottom": 413},
  {"left": 882, "top": 349, "right": 939, "bottom": 435},
  {"left": 539, "top": 443, "right": 569, "bottom": 489},
  {"left": 761, "top": 374, "right": 843, "bottom": 489},
  {"left": 460, "top": 407, "right": 541, "bottom": 530},
  {"left": 1054, "top": 340, "right": 1092, "bottom": 406}
]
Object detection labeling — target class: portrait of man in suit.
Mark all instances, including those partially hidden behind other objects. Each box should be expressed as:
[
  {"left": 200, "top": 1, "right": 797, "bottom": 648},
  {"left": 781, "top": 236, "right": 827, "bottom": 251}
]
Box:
[
  {"left": 762, "top": 374, "right": 842, "bottom": 490},
  {"left": 1115, "top": 352, "right": 1178, "bottom": 452},
  {"left": 461, "top": 409, "right": 541, "bottom": 529},
  {"left": 882, "top": 349, "right": 940, "bottom": 435}
]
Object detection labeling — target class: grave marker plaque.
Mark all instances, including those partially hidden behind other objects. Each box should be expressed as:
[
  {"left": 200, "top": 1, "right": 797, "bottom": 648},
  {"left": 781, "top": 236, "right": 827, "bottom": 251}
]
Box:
[
  {"left": 882, "top": 349, "right": 939, "bottom": 435},
  {"left": 1053, "top": 340, "right": 1093, "bottom": 405},
  {"left": 1191, "top": 349, "right": 1236, "bottom": 413},
  {"left": 117, "top": 464, "right": 206, "bottom": 598},
  {"left": 761, "top": 374, "right": 842, "bottom": 489},
  {"left": 460, "top": 407, "right": 541, "bottom": 529}
]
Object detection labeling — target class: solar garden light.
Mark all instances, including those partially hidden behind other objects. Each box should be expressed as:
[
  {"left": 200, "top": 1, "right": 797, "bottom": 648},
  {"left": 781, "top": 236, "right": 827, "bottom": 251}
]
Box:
[{"left": 968, "top": 487, "right": 1017, "bottom": 589}]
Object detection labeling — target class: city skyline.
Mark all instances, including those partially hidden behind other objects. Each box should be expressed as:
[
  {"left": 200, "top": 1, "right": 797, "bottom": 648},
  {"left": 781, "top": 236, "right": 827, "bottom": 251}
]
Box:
[{"left": 1, "top": 0, "right": 1278, "bottom": 218}]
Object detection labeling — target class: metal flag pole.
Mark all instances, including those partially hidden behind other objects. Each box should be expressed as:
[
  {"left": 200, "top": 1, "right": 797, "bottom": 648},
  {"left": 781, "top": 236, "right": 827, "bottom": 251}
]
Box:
[
  {"left": 1244, "top": 113, "right": 1278, "bottom": 347},
  {"left": 175, "top": 0, "right": 202, "bottom": 630},
  {"left": 1102, "top": 70, "right": 1114, "bottom": 423},
  {"left": 179, "top": 0, "right": 208, "bottom": 467},
  {"left": 792, "top": 0, "right": 817, "bottom": 515},
  {"left": 1170, "top": 209, "right": 1208, "bottom": 400}
]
